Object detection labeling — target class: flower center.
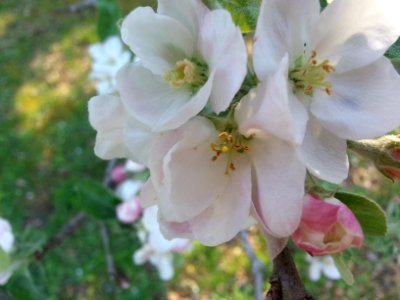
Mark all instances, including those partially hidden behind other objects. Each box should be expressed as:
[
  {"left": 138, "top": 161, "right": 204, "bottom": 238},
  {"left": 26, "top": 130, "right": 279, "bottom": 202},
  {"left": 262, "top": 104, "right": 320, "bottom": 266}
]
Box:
[
  {"left": 289, "top": 51, "right": 335, "bottom": 96},
  {"left": 164, "top": 58, "right": 208, "bottom": 94},
  {"left": 210, "top": 131, "right": 251, "bottom": 175}
]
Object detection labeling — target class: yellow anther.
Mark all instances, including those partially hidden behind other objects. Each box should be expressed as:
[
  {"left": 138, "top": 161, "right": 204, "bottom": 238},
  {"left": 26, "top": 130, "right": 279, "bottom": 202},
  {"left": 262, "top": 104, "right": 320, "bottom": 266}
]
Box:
[
  {"left": 221, "top": 146, "right": 229, "bottom": 153},
  {"left": 218, "top": 132, "right": 229, "bottom": 140}
]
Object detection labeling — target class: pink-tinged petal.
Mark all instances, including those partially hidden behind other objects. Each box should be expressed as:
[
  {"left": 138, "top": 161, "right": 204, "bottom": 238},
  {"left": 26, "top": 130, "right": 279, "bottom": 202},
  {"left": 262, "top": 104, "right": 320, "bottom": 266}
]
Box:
[
  {"left": 121, "top": 7, "right": 195, "bottom": 75},
  {"left": 312, "top": 0, "right": 400, "bottom": 73},
  {"left": 160, "top": 117, "right": 230, "bottom": 222},
  {"left": 293, "top": 195, "right": 364, "bottom": 256},
  {"left": 88, "top": 95, "right": 131, "bottom": 159},
  {"left": 188, "top": 156, "right": 252, "bottom": 246},
  {"left": 312, "top": 57, "right": 400, "bottom": 140},
  {"left": 300, "top": 117, "right": 349, "bottom": 183},
  {"left": 199, "top": 9, "right": 247, "bottom": 113},
  {"left": 159, "top": 214, "right": 195, "bottom": 241},
  {"left": 251, "top": 137, "right": 306, "bottom": 238},
  {"left": 157, "top": 0, "right": 208, "bottom": 39},
  {"left": 111, "top": 165, "right": 127, "bottom": 183},
  {"left": 116, "top": 197, "right": 142, "bottom": 224},
  {"left": 236, "top": 55, "right": 308, "bottom": 144},
  {"left": 253, "top": 0, "right": 320, "bottom": 78},
  {"left": 117, "top": 63, "right": 213, "bottom": 132}
]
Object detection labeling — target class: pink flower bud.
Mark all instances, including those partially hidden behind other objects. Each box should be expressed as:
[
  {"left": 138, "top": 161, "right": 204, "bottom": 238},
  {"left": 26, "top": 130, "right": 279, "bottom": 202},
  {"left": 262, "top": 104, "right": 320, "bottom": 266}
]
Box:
[
  {"left": 292, "top": 195, "right": 363, "bottom": 256},
  {"left": 116, "top": 196, "right": 142, "bottom": 224},
  {"left": 111, "top": 165, "right": 127, "bottom": 183}
]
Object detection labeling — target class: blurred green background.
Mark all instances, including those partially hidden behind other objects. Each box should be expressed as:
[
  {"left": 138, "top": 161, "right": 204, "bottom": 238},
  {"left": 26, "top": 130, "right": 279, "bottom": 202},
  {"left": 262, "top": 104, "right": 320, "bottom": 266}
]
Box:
[{"left": 0, "top": 0, "right": 399, "bottom": 299}]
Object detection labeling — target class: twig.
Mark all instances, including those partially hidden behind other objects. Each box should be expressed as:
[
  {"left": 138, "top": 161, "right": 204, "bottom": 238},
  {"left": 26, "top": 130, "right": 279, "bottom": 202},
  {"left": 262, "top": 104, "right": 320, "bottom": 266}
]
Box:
[
  {"left": 34, "top": 212, "right": 87, "bottom": 260},
  {"left": 239, "top": 230, "right": 266, "bottom": 300},
  {"left": 99, "top": 222, "right": 117, "bottom": 292},
  {"left": 266, "top": 247, "right": 313, "bottom": 300},
  {"left": 34, "top": 159, "right": 117, "bottom": 260},
  {"left": 55, "top": 0, "right": 96, "bottom": 14}
]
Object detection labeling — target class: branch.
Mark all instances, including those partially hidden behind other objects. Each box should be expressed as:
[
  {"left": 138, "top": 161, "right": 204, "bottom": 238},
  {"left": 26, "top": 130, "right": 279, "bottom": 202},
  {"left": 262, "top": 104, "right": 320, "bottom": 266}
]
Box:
[
  {"left": 266, "top": 247, "right": 313, "bottom": 300},
  {"left": 99, "top": 222, "right": 117, "bottom": 292},
  {"left": 239, "top": 230, "right": 265, "bottom": 300},
  {"left": 34, "top": 212, "right": 87, "bottom": 260}
]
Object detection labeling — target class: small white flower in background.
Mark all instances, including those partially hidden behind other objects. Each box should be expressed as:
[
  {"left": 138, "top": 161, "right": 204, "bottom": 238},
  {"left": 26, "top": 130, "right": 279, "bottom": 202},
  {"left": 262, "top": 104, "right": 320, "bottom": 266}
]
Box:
[
  {"left": 115, "top": 179, "right": 143, "bottom": 202},
  {"left": 306, "top": 255, "right": 341, "bottom": 281},
  {"left": 253, "top": 0, "right": 400, "bottom": 184},
  {"left": 124, "top": 160, "right": 146, "bottom": 173},
  {"left": 88, "top": 36, "right": 131, "bottom": 95},
  {"left": 117, "top": 0, "right": 247, "bottom": 131},
  {"left": 116, "top": 196, "right": 142, "bottom": 224},
  {"left": 133, "top": 206, "right": 191, "bottom": 281},
  {"left": 0, "top": 218, "right": 14, "bottom": 254}
]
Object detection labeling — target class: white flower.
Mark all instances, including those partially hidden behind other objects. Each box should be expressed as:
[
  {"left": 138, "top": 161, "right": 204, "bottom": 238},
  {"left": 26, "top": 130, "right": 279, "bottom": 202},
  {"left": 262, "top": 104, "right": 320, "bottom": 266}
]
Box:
[
  {"left": 138, "top": 69, "right": 306, "bottom": 247},
  {"left": 306, "top": 255, "right": 341, "bottom": 281},
  {"left": 88, "top": 36, "right": 131, "bottom": 94},
  {"left": 133, "top": 206, "right": 191, "bottom": 281},
  {"left": 115, "top": 179, "right": 143, "bottom": 202},
  {"left": 0, "top": 218, "right": 14, "bottom": 254},
  {"left": 253, "top": 0, "right": 400, "bottom": 183},
  {"left": 124, "top": 160, "right": 146, "bottom": 173},
  {"left": 117, "top": 0, "right": 247, "bottom": 131}
]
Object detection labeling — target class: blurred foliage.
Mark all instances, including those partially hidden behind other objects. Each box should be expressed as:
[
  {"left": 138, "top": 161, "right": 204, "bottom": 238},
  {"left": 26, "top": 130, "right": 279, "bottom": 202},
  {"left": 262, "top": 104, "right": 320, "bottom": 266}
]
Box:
[{"left": 0, "top": 0, "right": 399, "bottom": 299}]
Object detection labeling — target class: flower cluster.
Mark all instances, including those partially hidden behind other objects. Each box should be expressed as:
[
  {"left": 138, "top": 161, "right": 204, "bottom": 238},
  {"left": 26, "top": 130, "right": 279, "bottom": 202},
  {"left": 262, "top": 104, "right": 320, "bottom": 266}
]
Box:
[{"left": 88, "top": 0, "right": 400, "bottom": 258}]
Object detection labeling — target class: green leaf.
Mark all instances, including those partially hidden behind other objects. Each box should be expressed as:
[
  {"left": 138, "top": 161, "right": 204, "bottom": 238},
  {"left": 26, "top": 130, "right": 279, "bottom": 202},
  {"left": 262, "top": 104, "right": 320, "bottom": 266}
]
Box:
[
  {"left": 0, "top": 249, "right": 11, "bottom": 272},
  {"left": 96, "top": 0, "right": 122, "bottom": 41},
  {"left": 14, "top": 229, "right": 46, "bottom": 260},
  {"left": 211, "top": 0, "right": 261, "bottom": 33},
  {"left": 319, "top": 0, "right": 328, "bottom": 10},
  {"left": 385, "top": 38, "right": 400, "bottom": 61},
  {"left": 332, "top": 253, "right": 354, "bottom": 285},
  {"left": 73, "top": 178, "right": 119, "bottom": 220},
  {"left": 335, "top": 192, "right": 387, "bottom": 237}
]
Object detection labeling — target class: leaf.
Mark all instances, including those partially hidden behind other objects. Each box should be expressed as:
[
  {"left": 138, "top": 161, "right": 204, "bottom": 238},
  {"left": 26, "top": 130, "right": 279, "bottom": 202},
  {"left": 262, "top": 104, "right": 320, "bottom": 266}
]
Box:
[
  {"left": 385, "top": 38, "right": 400, "bottom": 61},
  {"left": 319, "top": 0, "right": 328, "bottom": 10},
  {"left": 212, "top": 0, "right": 261, "bottom": 33},
  {"left": 332, "top": 254, "right": 354, "bottom": 285},
  {"left": 0, "top": 249, "right": 11, "bottom": 272},
  {"left": 14, "top": 229, "right": 46, "bottom": 260},
  {"left": 335, "top": 192, "right": 387, "bottom": 237},
  {"left": 73, "top": 178, "right": 119, "bottom": 220},
  {"left": 96, "top": 0, "right": 122, "bottom": 41}
]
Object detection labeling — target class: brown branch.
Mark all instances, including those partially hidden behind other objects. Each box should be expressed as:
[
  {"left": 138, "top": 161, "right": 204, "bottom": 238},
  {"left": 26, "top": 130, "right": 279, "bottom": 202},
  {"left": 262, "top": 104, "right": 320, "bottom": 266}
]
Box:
[
  {"left": 239, "top": 230, "right": 266, "bottom": 300},
  {"left": 266, "top": 247, "right": 313, "bottom": 300},
  {"left": 99, "top": 222, "right": 117, "bottom": 291}
]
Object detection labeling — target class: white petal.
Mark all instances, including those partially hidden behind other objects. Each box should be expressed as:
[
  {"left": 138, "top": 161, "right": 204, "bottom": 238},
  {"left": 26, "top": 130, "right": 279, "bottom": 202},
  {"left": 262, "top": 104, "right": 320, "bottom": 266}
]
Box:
[
  {"left": 115, "top": 180, "right": 142, "bottom": 201},
  {"left": 157, "top": 0, "right": 208, "bottom": 39},
  {"left": 123, "top": 117, "right": 155, "bottom": 166},
  {"left": 251, "top": 138, "right": 306, "bottom": 238},
  {"left": 236, "top": 55, "right": 308, "bottom": 144},
  {"left": 189, "top": 156, "right": 252, "bottom": 246},
  {"left": 300, "top": 117, "right": 348, "bottom": 183},
  {"left": 103, "top": 36, "right": 124, "bottom": 59},
  {"left": 312, "top": 57, "right": 400, "bottom": 140},
  {"left": 121, "top": 7, "right": 195, "bottom": 75},
  {"left": 88, "top": 95, "right": 132, "bottom": 159},
  {"left": 156, "top": 254, "right": 174, "bottom": 280},
  {"left": 322, "top": 257, "right": 341, "bottom": 280},
  {"left": 199, "top": 9, "right": 247, "bottom": 113},
  {"left": 160, "top": 117, "right": 229, "bottom": 222},
  {"left": 312, "top": 0, "right": 400, "bottom": 73},
  {"left": 309, "top": 261, "right": 322, "bottom": 281},
  {"left": 253, "top": 0, "right": 320, "bottom": 78},
  {"left": 117, "top": 63, "right": 212, "bottom": 131},
  {"left": 0, "top": 219, "right": 14, "bottom": 253}
]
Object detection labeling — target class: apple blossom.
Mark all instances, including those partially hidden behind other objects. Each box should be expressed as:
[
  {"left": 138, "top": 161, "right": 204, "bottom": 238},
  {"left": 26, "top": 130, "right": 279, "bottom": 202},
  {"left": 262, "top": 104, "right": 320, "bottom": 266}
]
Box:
[
  {"left": 117, "top": 0, "right": 247, "bottom": 131},
  {"left": 116, "top": 196, "right": 142, "bottom": 224},
  {"left": 0, "top": 218, "right": 14, "bottom": 254},
  {"left": 138, "top": 64, "right": 306, "bottom": 246},
  {"left": 306, "top": 255, "right": 340, "bottom": 281},
  {"left": 133, "top": 206, "right": 191, "bottom": 280},
  {"left": 253, "top": 0, "right": 400, "bottom": 184},
  {"left": 292, "top": 194, "right": 363, "bottom": 256},
  {"left": 88, "top": 36, "right": 131, "bottom": 94},
  {"left": 111, "top": 165, "right": 127, "bottom": 183}
]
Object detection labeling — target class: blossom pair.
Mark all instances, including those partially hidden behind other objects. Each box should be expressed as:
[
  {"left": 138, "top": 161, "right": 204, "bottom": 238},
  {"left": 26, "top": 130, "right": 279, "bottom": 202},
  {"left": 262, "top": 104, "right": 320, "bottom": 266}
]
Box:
[{"left": 89, "top": 0, "right": 400, "bottom": 255}]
